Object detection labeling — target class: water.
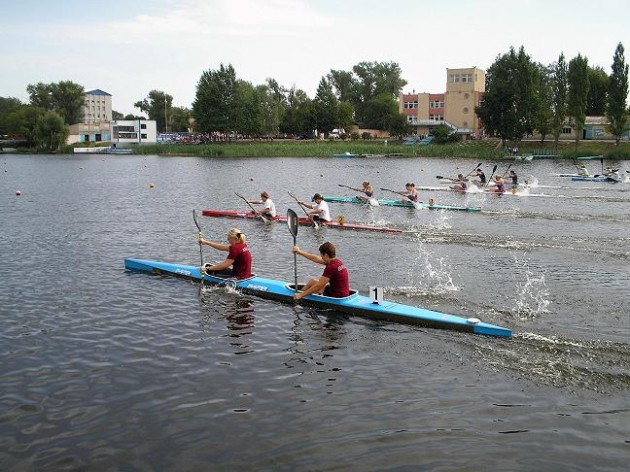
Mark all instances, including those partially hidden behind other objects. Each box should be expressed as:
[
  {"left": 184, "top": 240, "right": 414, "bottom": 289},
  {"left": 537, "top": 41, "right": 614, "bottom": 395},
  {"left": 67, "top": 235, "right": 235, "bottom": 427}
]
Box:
[{"left": 1, "top": 153, "right": 629, "bottom": 471}]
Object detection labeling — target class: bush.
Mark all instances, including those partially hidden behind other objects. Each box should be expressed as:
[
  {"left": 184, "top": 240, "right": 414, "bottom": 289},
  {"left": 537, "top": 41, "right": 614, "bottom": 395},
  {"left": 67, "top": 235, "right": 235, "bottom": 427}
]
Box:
[
  {"left": 350, "top": 132, "right": 360, "bottom": 140},
  {"left": 361, "top": 132, "right": 372, "bottom": 140}
]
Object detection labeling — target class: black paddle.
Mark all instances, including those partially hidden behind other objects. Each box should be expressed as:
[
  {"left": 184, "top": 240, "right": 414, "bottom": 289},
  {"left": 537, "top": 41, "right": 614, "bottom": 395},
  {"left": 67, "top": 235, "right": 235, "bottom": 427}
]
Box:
[
  {"left": 337, "top": 184, "right": 379, "bottom": 206},
  {"left": 288, "top": 191, "right": 319, "bottom": 228},
  {"left": 379, "top": 187, "right": 422, "bottom": 209},
  {"left": 192, "top": 209, "right": 205, "bottom": 288},
  {"left": 436, "top": 162, "right": 481, "bottom": 180},
  {"left": 287, "top": 209, "right": 299, "bottom": 292},
  {"left": 484, "top": 164, "right": 498, "bottom": 189},
  {"left": 235, "top": 192, "right": 268, "bottom": 223}
]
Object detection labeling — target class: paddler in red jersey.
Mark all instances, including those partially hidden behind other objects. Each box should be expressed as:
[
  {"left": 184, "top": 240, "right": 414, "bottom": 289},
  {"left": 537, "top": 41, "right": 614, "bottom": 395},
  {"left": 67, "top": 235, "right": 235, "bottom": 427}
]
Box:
[
  {"left": 199, "top": 227, "right": 252, "bottom": 279},
  {"left": 292, "top": 241, "right": 349, "bottom": 300}
]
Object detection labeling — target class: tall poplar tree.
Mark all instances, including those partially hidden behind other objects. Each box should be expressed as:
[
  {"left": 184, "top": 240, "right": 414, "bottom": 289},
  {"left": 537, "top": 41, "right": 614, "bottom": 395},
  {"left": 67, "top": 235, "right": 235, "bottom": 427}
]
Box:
[
  {"left": 551, "top": 53, "right": 568, "bottom": 150},
  {"left": 606, "top": 42, "right": 629, "bottom": 146},
  {"left": 567, "top": 54, "right": 589, "bottom": 147},
  {"left": 313, "top": 77, "right": 338, "bottom": 134}
]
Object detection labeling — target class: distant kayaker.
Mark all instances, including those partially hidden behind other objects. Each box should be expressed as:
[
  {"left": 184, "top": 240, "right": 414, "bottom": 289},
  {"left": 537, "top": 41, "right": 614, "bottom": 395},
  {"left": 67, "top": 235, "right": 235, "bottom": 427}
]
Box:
[
  {"left": 298, "top": 193, "right": 331, "bottom": 223},
  {"left": 507, "top": 170, "right": 518, "bottom": 186},
  {"left": 450, "top": 174, "right": 468, "bottom": 192},
  {"left": 199, "top": 227, "right": 252, "bottom": 279},
  {"left": 473, "top": 168, "right": 486, "bottom": 185},
  {"left": 575, "top": 165, "right": 590, "bottom": 177},
  {"left": 292, "top": 241, "right": 349, "bottom": 300},
  {"left": 247, "top": 191, "right": 276, "bottom": 218},
  {"left": 491, "top": 176, "right": 506, "bottom": 194}
]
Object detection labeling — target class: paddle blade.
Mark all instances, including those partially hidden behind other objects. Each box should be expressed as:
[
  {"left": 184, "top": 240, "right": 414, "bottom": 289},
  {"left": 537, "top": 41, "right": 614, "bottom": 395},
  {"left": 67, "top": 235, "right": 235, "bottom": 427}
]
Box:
[
  {"left": 192, "top": 209, "right": 202, "bottom": 232},
  {"left": 435, "top": 175, "right": 444, "bottom": 179},
  {"left": 287, "top": 209, "right": 299, "bottom": 238}
]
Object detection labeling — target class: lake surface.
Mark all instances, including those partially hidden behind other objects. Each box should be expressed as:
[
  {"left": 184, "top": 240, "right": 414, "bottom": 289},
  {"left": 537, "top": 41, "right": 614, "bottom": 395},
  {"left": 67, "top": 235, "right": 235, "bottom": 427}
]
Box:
[{"left": 1, "top": 153, "right": 629, "bottom": 471}]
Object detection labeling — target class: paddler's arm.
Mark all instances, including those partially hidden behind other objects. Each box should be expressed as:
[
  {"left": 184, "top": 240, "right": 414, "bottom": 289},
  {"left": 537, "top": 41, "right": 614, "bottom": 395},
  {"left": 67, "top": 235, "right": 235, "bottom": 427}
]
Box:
[
  {"left": 292, "top": 245, "right": 324, "bottom": 264},
  {"left": 199, "top": 237, "right": 229, "bottom": 252}
]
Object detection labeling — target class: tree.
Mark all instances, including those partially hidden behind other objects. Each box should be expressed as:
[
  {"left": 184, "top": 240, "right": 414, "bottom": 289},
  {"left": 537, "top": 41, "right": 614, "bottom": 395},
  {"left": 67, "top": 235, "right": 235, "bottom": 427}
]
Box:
[
  {"left": 535, "top": 63, "right": 553, "bottom": 142},
  {"left": 5, "top": 105, "right": 46, "bottom": 146},
  {"left": 606, "top": 42, "right": 629, "bottom": 146},
  {"left": 33, "top": 111, "right": 68, "bottom": 152},
  {"left": 258, "top": 78, "right": 287, "bottom": 136},
  {"left": 134, "top": 90, "right": 173, "bottom": 132},
  {"left": 475, "top": 46, "right": 539, "bottom": 145},
  {"left": 313, "top": 77, "right": 338, "bottom": 134},
  {"left": 327, "top": 69, "right": 358, "bottom": 103},
  {"left": 112, "top": 110, "right": 124, "bottom": 120},
  {"left": 169, "top": 106, "right": 193, "bottom": 132},
  {"left": 0, "top": 97, "right": 23, "bottom": 136},
  {"left": 587, "top": 66, "right": 609, "bottom": 115},
  {"left": 550, "top": 53, "right": 568, "bottom": 151},
  {"left": 27, "top": 81, "right": 84, "bottom": 124},
  {"left": 337, "top": 101, "right": 355, "bottom": 135},
  {"left": 192, "top": 63, "right": 236, "bottom": 133},
  {"left": 280, "top": 87, "right": 314, "bottom": 136},
  {"left": 387, "top": 113, "right": 411, "bottom": 138},
  {"left": 230, "top": 80, "right": 262, "bottom": 136},
  {"left": 567, "top": 54, "right": 590, "bottom": 147}
]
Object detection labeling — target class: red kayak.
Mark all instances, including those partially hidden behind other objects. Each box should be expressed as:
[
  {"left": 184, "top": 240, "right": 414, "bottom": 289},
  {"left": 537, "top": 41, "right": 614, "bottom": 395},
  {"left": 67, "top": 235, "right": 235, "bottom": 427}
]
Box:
[{"left": 202, "top": 209, "right": 402, "bottom": 233}]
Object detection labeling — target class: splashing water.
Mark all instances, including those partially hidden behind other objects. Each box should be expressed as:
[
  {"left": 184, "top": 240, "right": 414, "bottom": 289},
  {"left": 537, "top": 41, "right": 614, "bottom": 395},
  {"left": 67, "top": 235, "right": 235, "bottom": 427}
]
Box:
[
  {"left": 512, "top": 255, "right": 550, "bottom": 319},
  {"left": 393, "top": 233, "right": 458, "bottom": 297}
]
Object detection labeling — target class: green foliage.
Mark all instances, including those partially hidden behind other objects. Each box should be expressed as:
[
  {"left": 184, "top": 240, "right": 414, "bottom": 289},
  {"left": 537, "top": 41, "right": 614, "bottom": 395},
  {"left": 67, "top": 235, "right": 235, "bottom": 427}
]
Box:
[
  {"left": 134, "top": 90, "right": 173, "bottom": 132},
  {"left": 4, "top": 105, "right": 45, "bottom": 146},
  {"left": 33, "top": 111, "right": 68, "bottom": 152},
  {"left": 606, "top": 42, "right": 629, "bottom": 145},
  {"left": 314, "top": 77, "right": 338, "bottom": 134},
  {"left": 27, "top": 80, "right": 84, "bottom": 125},
  {"left": 535, "top": 64, "right": 554, "bottom": 142},
  {"left": 475, "top": 46, "right": 540, "bottom": 143},
  {"left": 567, "top": 54, "right": 590, "bottom": 146},
  {"left": 587, "top": 66, "right": 609, "bottom": 115},
  {"left": 192, "top": 63, "right": 236, "bottom": 133},
  {"left": 431, "top": 124, "right": 459, "bottom": 143},
  {"left": 0, "top": 97, "right": 23, "bottom": 136},
  {"left": 551, "top": 53, "right": 568, "bottom": 149}
]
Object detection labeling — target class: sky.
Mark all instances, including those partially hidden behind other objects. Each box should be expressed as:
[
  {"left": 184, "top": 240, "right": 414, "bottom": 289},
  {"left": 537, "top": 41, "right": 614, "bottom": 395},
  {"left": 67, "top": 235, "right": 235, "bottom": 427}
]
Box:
[{"left": 1, "top": 0, "right": 628, "bottom": 115}]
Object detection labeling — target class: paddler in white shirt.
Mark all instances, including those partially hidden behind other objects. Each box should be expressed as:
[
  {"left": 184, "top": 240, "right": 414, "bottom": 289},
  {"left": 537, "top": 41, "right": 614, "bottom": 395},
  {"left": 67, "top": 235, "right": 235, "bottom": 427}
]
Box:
[{"left": 298, "top": 193, "right": 331, "bottom": 223}]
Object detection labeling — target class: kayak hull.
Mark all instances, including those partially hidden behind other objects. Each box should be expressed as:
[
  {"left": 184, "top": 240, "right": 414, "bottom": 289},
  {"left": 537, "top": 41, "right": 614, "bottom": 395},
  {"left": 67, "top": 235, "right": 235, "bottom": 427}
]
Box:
[
  {"left": 201, "top": 209, "right": 402, "bottom": 233},
  {"left": 324, "top": 196, "right": 481, "bottom": 212},
  {"left": 124, "top": 258, "right": 512, "bottom": 338}
]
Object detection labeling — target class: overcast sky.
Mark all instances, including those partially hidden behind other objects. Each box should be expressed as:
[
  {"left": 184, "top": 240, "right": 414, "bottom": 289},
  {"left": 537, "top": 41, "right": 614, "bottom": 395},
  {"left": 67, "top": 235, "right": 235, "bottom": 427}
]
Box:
[{"left": 1, "top": 0, "right": 628, "bottom": 115}]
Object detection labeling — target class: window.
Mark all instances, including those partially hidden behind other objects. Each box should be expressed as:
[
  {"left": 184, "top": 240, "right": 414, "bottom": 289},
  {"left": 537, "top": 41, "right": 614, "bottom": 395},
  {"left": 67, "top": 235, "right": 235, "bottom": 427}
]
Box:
[
  {"left": 430, "top": 114, "right": 444, "bottom": 121},
  {"left": 463, "top": 107, "right": 469, "bottom": 114},
  {"left": 141, "top": 134, "right": 147, "bottom": 139},
  {"left": 141, "top": 123, "right": 147, "bottom": 129},
  {"left": 404, "top": 101, "right": 418, "bottom": 109},
  {"left": 462, "top": 74, "right": 473, "bottom": 83},
  {"left": 562, "top": 127, "right": 572, "bottom": 134},
  {"left": 464, "top": 93, "right": 470, "bottom": 99},
  {"left": 430, "top": 101, "right": 444, "bottom": 108}
]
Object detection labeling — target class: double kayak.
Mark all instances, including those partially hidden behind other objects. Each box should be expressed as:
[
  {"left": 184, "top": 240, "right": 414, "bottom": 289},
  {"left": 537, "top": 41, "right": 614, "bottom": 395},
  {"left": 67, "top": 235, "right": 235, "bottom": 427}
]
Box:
[
  {"left": 124, "top": 258, "right": 512, "bottom": 338},
  {"left": 202, "top": 209, "right": 403, "bottom": 233},
  {"left": 325, "top": 196, "right": 481, "bottom": 212}
]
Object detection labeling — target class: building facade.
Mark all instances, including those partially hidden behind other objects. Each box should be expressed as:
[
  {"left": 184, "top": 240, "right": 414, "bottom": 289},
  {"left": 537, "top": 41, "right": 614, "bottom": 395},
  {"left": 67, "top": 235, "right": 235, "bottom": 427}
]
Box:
[
  {"left": 111, "top": 120, "right": 157, "bottom": 144},
  {"left": 82, "top": 89, "right": 113, "bottom": 124},
  {"left": 400, "top": 67, "right": 486, "bottom": 137}
]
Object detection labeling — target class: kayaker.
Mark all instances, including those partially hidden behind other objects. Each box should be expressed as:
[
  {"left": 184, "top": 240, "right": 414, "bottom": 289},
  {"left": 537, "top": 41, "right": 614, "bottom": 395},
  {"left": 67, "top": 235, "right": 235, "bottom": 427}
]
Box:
[
  {"left": 450, "top": 174, "right": 468, "bottom": 192},
  {"left": 356, "top": 181, "right": 375, "bottom": 202},
  {"left": 199, "top": 227, "right": 252, "bottom": 279},
  {"left": 397, "top": 182, "right": 418, "bottom": 203},
  {"left": 575, "top": 165, "right": 590, "bottom": 177},
  {"left": 507, "top": 170, "right": 518, "bottom": 186},
  {"left": 490, "top": 176, "right": 506, "bottom": 194},
  {"left": 298, "top": 193, "right": 331, "bottom": 223},
  {"left": 292, "top": 241, "right": 349, "bottom": 300},
  {"left": 247, "top": 191, "right": 276, "bottom": 217},
  {"left": 474, "top": 168, "right": 487, "bottom": 185}
]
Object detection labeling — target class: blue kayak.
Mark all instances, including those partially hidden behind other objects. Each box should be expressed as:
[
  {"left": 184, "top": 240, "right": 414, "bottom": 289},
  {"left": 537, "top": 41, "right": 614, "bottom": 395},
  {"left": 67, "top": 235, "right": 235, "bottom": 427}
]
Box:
[
  {"left": 325, "top": 196, "right": 482, "bottom": 212},
  {"left": 571, "top": 176, "right": 620, "bottom": 183},
  {"left": 124, "top": 258, "right": 511, "bottom": 338}
]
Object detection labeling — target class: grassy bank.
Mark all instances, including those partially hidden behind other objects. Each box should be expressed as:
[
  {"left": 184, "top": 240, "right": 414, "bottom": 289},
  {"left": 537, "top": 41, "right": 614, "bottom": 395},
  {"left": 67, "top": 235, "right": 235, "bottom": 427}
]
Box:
[{"left": 66, "top": 139, "right": 630, "bottom": 159}]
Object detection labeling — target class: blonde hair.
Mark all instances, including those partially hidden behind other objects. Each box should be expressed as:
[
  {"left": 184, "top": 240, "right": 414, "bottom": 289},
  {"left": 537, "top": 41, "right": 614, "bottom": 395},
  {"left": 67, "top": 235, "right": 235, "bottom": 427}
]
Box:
[{"left": 228, "top": 228, "right": 246, "bottom": 243}]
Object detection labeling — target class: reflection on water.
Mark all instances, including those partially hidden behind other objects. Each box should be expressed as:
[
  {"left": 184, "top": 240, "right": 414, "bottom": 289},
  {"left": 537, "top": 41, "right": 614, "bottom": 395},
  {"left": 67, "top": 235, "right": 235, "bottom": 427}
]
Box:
[{"left": 1, "top": 154, "right": 629, "bottom": 470}]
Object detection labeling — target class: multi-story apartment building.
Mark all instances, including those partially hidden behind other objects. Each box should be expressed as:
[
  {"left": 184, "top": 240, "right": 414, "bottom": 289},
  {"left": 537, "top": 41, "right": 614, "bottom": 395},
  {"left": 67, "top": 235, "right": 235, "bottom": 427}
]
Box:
[
  {"left": 83, "top": 89, "right": 113, "bottom": 123},
  {"left": 400, "top": 67, "right": 486, "bottom": 137}
]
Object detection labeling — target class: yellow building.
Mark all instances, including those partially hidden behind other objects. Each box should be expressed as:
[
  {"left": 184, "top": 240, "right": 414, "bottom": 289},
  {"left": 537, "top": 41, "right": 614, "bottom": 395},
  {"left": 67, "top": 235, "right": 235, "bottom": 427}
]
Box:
[{"left": 400, "top": 67, "right": 486, "bottom": 137}]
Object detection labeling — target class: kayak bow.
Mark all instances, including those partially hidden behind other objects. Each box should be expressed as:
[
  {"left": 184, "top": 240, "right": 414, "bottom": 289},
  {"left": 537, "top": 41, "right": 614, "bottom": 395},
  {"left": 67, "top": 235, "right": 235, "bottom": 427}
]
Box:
[
  {"left": 324, "top": 196, "right": 481, "bottom": 212},
  {"left": 124, "top": 258, "right": 512, "bottom": 338}
]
